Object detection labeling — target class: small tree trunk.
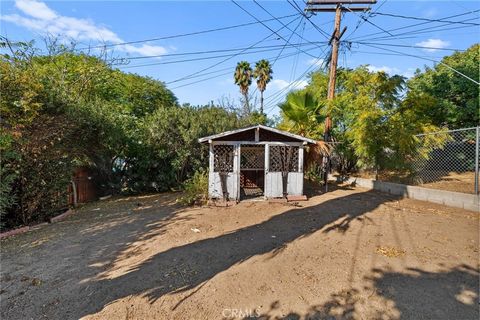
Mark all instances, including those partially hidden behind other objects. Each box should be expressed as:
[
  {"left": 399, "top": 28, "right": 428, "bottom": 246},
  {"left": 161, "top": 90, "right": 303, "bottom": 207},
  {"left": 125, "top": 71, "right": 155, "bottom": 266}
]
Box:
[
  {"left": 244, "top": 93, "right": 250, "bottom": 114},
  {"left": 260, "top": 90, "right": 264, "bottom": 115}
]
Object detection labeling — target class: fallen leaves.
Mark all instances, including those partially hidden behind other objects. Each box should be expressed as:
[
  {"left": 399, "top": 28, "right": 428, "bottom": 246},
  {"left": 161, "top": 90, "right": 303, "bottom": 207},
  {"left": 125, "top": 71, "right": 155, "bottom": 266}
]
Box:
[{"left": 375, "top": 246, "right": 406, "bottom": 258}]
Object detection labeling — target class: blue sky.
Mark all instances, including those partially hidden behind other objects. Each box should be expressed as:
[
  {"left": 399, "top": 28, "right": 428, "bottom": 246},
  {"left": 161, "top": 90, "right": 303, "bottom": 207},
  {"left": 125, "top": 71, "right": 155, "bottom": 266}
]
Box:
[{"left": 1, "top": 0, "right": 479, "bottom": 116}]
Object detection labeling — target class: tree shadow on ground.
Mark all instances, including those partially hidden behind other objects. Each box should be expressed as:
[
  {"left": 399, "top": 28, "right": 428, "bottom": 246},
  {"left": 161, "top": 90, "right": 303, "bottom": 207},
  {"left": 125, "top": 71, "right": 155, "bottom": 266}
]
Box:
[
  {"left": 0, "top": 193, "right": 190, "bottom": 319},
  {"left": 70, "top": 189, "right": 399, "bottom": 319},
  {"left": 247, "top": 264, "right": 479, "bottom": 320},
  {"left": 368, "top": 264, "right": 479, "bottom": 320}
]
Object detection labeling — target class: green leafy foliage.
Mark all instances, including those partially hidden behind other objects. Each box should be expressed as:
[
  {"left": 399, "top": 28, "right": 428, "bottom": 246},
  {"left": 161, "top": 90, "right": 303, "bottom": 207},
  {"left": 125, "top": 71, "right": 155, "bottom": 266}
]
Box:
[
  {"left": 176, "top": 169, "right": 209, "bottom": 206},
  {"left": 407, "top": 44, "right": 479, "bottom": 128},
  {"left": 0, "top": 40, "right": 251, "bottom": 230},
  {"left": 280, "top": 65, "right": 450, "bottom": 175},
  {"left": 0, "top": 131, "right": 18, "bottom": 229},
  {"left": 234, "top": 61, "right": 253, "bottom": 114},
  {"left": 278, "top": 90, "right": 325, "bottom": 139},
  {"left": 253, "top": 59, "right": 273, "bottom": 114}
]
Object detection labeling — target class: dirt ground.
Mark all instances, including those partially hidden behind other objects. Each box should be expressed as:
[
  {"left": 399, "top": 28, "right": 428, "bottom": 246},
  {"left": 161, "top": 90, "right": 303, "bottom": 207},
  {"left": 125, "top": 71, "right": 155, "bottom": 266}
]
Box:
[
  {"left": 418, "top": 171, "right": 477, "bottom": 194},
  {"left": 1, "top": 186, "right": 479, "bottom": 320},
  {"left": 358, "top": 171, "right": 477, "bottom": 194}
]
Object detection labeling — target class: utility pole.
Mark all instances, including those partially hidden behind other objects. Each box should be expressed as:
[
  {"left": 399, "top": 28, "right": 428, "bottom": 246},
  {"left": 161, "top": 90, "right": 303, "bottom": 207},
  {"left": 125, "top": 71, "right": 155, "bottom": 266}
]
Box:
[{"left": 305, "top": 0, "right": 376, "bottom": 191}]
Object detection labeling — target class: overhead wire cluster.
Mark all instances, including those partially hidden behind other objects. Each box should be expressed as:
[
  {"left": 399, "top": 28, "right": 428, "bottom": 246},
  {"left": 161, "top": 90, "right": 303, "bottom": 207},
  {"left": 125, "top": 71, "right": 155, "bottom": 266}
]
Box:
[
  {"left": 341, "top": 5, "right": 480, "bottom": 84},
  {"left": 71, "top": 1, "right": 479, "bottom": 109}
]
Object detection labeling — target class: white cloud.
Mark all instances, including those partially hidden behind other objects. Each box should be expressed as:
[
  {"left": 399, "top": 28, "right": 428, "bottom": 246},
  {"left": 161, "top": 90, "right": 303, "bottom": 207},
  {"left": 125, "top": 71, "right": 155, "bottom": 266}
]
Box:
[
  {"left": 270, "top": 79, "right": 308, "bottom": 91},
  {"left": 307, "top": 58, "right": 325, "bottom": 67},
  {"left": 15, "top": 0, "right": 57, "bottom": 20},
  {"left": 1, "top": 0, "right": 167, "bottom": 57},
  {"left": 122, "top": 44, "right": 167, "bottom": 56},
  {"left": 366, "top": 65, "right": 400, "bottom": 75},
  {"left": 415, "top": 38, "right": 450, "bottom": 52}
]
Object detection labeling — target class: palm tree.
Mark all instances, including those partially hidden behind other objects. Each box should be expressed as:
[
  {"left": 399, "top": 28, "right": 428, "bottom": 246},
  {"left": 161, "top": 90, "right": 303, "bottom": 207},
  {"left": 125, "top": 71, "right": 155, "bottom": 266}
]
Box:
[
  {"left": 253, "top": 59, "right": 273, "bottom": 115},
  {"left": 278, "top": 90, "right": 324, "bottom": 138},
  {"left": 234, "top": 61, "right": 253, "bottom": 114},
  {"left": 279, "top": 90, "right": 331, "bottom": 174}
]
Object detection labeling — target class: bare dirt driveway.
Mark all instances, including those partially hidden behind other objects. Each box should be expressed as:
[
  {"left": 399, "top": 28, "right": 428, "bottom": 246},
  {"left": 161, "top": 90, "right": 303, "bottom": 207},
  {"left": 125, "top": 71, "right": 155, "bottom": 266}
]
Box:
[{"left": 1, "top": 186, "right": 478, "bottom": 320}]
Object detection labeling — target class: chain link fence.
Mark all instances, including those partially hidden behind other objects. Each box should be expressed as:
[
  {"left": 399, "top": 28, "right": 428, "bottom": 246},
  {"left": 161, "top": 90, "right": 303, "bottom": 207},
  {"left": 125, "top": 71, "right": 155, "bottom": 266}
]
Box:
[
  {"left": 329, "top": 127, "right": 480, "bottom": 195},
  {"left": 409, "top": 127, "right": 479, "bottom": 194}
]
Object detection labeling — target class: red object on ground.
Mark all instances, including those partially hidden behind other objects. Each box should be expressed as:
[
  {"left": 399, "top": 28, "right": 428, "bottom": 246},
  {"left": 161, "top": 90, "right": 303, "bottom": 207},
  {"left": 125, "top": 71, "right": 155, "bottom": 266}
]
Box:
[
  {"left": 68, "top": 167, "right": 97, "bottom": 205},
  {"left": 0, "top": 226, "right": 30, "bottom": 239}
]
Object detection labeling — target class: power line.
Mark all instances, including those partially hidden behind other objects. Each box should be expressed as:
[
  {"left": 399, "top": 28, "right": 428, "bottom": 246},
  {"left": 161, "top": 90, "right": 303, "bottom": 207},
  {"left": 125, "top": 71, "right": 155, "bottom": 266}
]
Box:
[
  {"left": 348, "top": 49, "right": 445, "bottom": 60},
  {"left": 119, "top": 39, "right": 469, "bottom": 69},
  {"left": 253, "top": 0, "right": 326, "bottom": 54},
  {"left": 232, "top": 0, "right": 319, "bottom": 59},
  {"left": 356, "top": 18, "right": 479, "bottom": 42},
  {"left": 290, "top": 20, "right": 307, "bottom": 82},
  {"left": 119, "top": 43, "right": 319, "bottom": 69},
  {"left": 170, "top": 45, "right": 322, "bottom": 90},
  {"left": 118, "top": 41, "right": 325, "bottom": 62},
  {"left": 344, "top": 0, "right": 388, "bottom": 40},
  {"left": 359, "top": 42, "right": 480, "bottom": 85},
  {"left": 270, "top": 14, "right": 306, "bottom": 65},
  {"left": 287, "top": 0, "right": 331, "bottom": 39},
  {"left": 76, "top": 13, "right": 299, "bottom": 51},
  {"left": 349, "top": 9, "right": 480, "bottom": 41},
  {"left": 373, "top": 11, "right": 480, "bottom": 26},
  {"left": 263, "top": 49, "right": 330, "bottom": 113},
  {"left": 248, "top": 14, "right": 305, "bottom": 98},
  {"left": 354, "top": 41, "right": 466, "bottom": 52},
  {"left": 343, "top": 6, "right": 480, "bottom": 85},
  {"left": 166, "top": 15, "right": 303, "bottom": 85}
]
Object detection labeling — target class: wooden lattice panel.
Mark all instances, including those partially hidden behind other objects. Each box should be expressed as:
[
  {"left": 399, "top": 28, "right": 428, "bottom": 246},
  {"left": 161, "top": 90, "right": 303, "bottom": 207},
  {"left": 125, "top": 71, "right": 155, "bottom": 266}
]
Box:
[
  {"left": 213, "top": 145, "right": 234, "bottom": 172},
  {"left": 240, "top": 145, "right": 265, "bottom": 169},
  {"left": 269, "top": 146, "right": 299, "bottom": 172}
]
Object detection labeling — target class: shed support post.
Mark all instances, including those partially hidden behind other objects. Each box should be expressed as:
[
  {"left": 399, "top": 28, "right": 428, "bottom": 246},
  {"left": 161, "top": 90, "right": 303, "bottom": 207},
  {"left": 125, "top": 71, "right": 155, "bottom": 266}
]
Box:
[
  {"left": 209, "top": 143, "right": 214, "bottom": 173},
  {"left": 298, "top": 146, "right": 304, "bottom": 173},
  {"left": 264, "top": 143, "right": 269, "bottom": 199},
  {"left": 299, "top": 146, "right": 304, "bottom": 195},
  {"left": 208, "top": 143, "right": 214, "bottom": 199},
  {"left": 234, "top": 143, "right": 241, "bottom": 201}
]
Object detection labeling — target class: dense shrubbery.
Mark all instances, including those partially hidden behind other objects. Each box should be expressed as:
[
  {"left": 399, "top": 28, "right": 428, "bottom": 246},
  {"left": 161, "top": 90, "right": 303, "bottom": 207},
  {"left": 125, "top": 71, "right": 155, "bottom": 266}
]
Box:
[
  {"left": 1, "top": 38, "right": 477, "bottom": 230},
  {"left": 0, "top": 41, "right": 257, "bottom": 230},
  {"left": 279, "top": 45, "right": 479, "bottom": 176},
  {"left": 176, "top": 169, "right": 209, "bottom": 206}
]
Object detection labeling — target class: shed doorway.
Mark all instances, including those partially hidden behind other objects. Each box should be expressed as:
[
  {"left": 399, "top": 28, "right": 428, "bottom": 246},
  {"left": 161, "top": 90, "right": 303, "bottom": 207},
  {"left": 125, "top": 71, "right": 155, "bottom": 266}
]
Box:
[{"left": 240, "top": 144, "right": 265, "bottom": 199}]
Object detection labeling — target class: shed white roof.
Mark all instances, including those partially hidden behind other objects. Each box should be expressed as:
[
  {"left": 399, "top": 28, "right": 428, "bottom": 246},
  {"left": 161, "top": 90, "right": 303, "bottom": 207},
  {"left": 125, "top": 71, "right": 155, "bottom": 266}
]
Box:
[{"left": 198, "top": 124, "right": 317, "bottom": 144}]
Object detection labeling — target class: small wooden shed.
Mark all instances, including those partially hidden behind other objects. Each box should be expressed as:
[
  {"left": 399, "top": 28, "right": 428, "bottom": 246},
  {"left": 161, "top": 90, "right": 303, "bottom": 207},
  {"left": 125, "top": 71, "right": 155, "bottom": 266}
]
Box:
[{"left": 198, "top": 125, "right": 316, "bottom": 201}]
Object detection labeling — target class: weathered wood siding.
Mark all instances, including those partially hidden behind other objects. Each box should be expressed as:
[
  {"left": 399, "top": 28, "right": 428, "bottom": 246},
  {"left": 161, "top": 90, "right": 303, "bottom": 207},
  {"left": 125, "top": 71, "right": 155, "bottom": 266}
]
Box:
[
  {"left": 208, "top": 172, "right": 239, "bottom": 200},
  {"left": 264, "top": 172, "right": 304, "bottom": 197},
  {"left": 208, "top": 141, "right": 305, "bottom": 200},
  {"left": 264, "top": 145, "right": 304, "bottom": 198},
  {"left": 208, "top": 144, "right": 240, "bottom": 200}
]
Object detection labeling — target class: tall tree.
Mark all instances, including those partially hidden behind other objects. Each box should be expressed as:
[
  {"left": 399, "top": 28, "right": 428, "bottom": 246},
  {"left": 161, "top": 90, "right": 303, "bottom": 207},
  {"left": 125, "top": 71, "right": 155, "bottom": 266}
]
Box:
[
  {"left": 253, "top": 59, "right": 273, "bottom": 114},
  {"left": 234, "top": 61, "right": 253, "bottom": 114},
  {"left": 280, "top": 67, "right": 444, "bottom": 173},
  {"left": 407, "top": 44, "right": 479, "bottom": 128}
]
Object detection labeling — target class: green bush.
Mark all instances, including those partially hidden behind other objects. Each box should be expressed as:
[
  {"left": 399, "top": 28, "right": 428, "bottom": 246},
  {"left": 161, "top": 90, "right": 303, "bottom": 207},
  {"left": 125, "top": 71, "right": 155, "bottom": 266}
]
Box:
[
  {"left": 177, "top": 170, "right": 209, "bottom": 206},
  {"left": 0, "top": 131, "right": 18, "bottom": 230}
]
